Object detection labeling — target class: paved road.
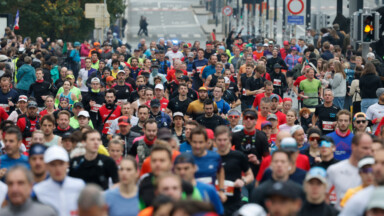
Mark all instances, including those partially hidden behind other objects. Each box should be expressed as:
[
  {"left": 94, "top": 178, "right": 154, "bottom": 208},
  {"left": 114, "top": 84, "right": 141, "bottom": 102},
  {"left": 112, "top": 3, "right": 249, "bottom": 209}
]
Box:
[{"left": 125, "top": 0, "right": 208, "bottom": 47}]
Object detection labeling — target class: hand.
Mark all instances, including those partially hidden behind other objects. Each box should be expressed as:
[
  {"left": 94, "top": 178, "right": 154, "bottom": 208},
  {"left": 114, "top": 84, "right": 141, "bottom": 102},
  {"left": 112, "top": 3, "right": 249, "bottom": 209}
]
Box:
[
  {"left": 309, "top": 124, "right": 313, "bottom": 127},
  {"left": 41, "top": 95, "right": 47, "bottom": 100},
  {"left": 8, "top": 100, "right": 14, "bottom": 107},
  {"left": 315, "top": 156, "right": 322, "bottom": 163},
  {"left": 0, "top": 168, "right": 7, "bottom": 178},
  {"left": 78, "top": 82, "right": 82, "bottom": 88},
  {"left": 218, "top": 191, "right": 227, "bottom": 203},
  {"left": 248, "top": 154, "right": 260, "bottom": 165},
  {"left": 326, "top": 74, "right": 332, "bottom": 79},
  {"left": 89, "top": 100, "right": 96, "bottom": 107},
  {"left": 234, "top": 179, "right": 245, "bottom": 188},
  {"left": 301, "top": 95, "right": 309, "bottom": 99},
  {"left": 116, "top": 101, "right": 122, "bottom": 107}
]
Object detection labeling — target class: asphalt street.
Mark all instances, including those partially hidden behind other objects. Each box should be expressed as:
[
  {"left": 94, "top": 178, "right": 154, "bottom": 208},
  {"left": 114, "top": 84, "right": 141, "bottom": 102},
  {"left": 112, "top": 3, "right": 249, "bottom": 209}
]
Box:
[{"left": 125, "top": 0, "right": 207, "bottom": 48}]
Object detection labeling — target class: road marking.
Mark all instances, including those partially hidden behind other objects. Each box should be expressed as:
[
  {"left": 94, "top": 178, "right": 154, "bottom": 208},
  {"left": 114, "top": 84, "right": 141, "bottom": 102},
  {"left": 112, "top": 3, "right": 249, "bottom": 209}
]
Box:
[
  {"left": 181, "top": 34, "right": 189, "bottom": 38},
  {"left": 158, "top": 34, "right": 165, "bottom": 37},
  {"left": 133, "top": 35, "right": 138, "bottom": 38},
  {"left": 193, "top": 34, "right": 202, "bottom": 38},
  {"left": 131, "top": 7, "right": 189, "bottom": 11},
  {"left": 169, "top": 34, "right": 177, "bottom": 38}
]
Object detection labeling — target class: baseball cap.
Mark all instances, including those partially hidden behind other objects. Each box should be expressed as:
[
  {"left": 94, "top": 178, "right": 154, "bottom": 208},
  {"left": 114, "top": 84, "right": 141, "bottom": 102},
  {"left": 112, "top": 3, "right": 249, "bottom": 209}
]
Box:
[
  {"left": 280, "top": 137, "right": 298, "bottom": 151},
  {"left": 270, "top": 94, "right": 279, "bottom": 101},
  {"left": 261, "top": 121, "right": 272, "bottom": 129},
  {"left": 151, "top": 59, "right": 160, "bottom": 68},
  {"left": 266, "top": 181, "right": 301, "bottom": 199},
  {"left": 73, "top": 102, "right": 83, "bottom": 108},
  {"left": 268, "top": 41, "right": 274, "bottom": 45},
  {"left": 150, "top": 99, "right": 161, "bottom": 108},
  {"left": 106, "top": 76, "right": 115, "bottom": 83},
  {"left": 155, "top": 84, "right": 164, "bottom": 90},
  {"left": 27, "top": 101, "right": 38, "bottom": 108},
  {"left": 243, "top": 109, "right": 258, "bottom": 118},
  {"left": 118, "top": 116, "right": 130, "bottom": 126},
  {"left": 198, "top": 86, "right": 208, "bottom": 92},
  {"left": 257, "top": 43, "right": 263, "bottom": 47},
  {"left": 66, "top": 74, "right": 75, "bottom": 80},
  {"left": 157, "top": 127, "right": 172, "bottom": 140},
  {"left": 174, "top": 153, "right": 196, "bottom": 165},
  {"left": 117, "top": 70, "right": 125, "bottom": 74},
  {"left": 29, "top": 143, "right": 47, "bottom": 157},
  {"left": 74, "top": 42, "right": 81, "bottom": 47},
  {"left": 18, "top": 95, "right": 28, "bottom": 102},
  {"left": 298, "top": 36, "right": 305, "bottom": 41},
  {"left": 358, "top": 156, "right": 375, "bottom": 169},
  {"left": 366, "top": 187, "right": 384, "bottom": 210},
  {"left": 305, "top": 167, "right": 327, "bottom": 184},
  {"left": 44, "top": 146, "right": 69, "bottom": 163},
  {"left": 290, "top": 125, "right": 304, "bottom": 136},
  {"left": 273, "top": 63, "right": 281, "bottom": 69},
  {"left": 188, "top": 52, "right": 194, "bottom": 58},
  {"left": 376, "top": 88, "right": 384, "bottom": 98},
  {"left": 228, "top": 109, "right": 241, "bottom": 116},
  {"left": 218, "top": 46, "right": 225, "bottom": 50},
  {"left": 263, "top": 43, "right": 268, "bottom": 47},
  {"left": 59, "top": 97, "right": 69, "bottom": 103},
  {"left": 78, "top": 110, "right": 90, "bottom": 118},
  {"left": 181, "top": 75, "right": 190, "bottom": 82},
  {"left": 291, "top": 47, "right": 298, "bottom": 51},
  {"left": 93, "top": 42, "right": 100, "bottom": 46},
  {"left": 91, "top": 77, "right": 100, "bottom": 83},
  {"left": 234, "top": 204, "right": 266, "bottom": 216},
  {"left": 267, "top": 114, "right": 278, "bottom": 121},
  {"left": 173, "top": 112, "right": 184, "bottom": 118},
  {"left": 283, "top": 41, "right": 289, "bottom": 46},
  {"left": 283, "top": 97, "right": 292, "bottom": 102},
  {"left": 62, "top": 132, "right": 72, "bottom": 140}
]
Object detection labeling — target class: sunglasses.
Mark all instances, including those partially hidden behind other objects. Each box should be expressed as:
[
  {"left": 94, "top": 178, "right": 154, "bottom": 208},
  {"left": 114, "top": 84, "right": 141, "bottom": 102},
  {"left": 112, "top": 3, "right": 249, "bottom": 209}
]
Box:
[
  {"left": 320, "top": 141, "right": 333, "bottom": 148},
  {"left": 356, "top": 120, "right": 367, "bottom": 124},
  {"left": 244, "top": 116, "right": 256, "bottom": 121},
  {"left": 228, "top": 115, "right": 239, "bottom": 119},
  {"left": 360, "top": 167, "right": 373, "bottom": 174},
  {"left": 309, "top": 137, "right": 320, "bottom": 141}
]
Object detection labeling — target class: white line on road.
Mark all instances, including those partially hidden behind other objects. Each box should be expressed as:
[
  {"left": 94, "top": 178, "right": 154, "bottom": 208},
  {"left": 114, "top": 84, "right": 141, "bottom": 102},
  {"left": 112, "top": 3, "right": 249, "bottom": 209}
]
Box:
[
  {"left": 193, "top": 34, "right": 202, "bottom": 38},
  {"left": 181, "top": 34, "right": 189, "bottom": 38},
  {"left": 158, "top": 34, "right": 165, "bottom": 37},
  {"left": 169, "top": 34, "right": 177, "bottom": 38}
]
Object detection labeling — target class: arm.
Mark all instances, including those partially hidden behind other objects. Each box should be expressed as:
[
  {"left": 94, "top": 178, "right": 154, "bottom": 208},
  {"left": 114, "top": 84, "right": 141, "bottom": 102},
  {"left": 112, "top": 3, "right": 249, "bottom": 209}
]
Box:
[
  {"left": 217, "top": 167, "right": 227, "bottom": 202},
  {"left": 205, "top": 75, "right": 212, "bottom": 90},
  {"left": 312, "top": 112, "right": 318, "bottom": 127}
]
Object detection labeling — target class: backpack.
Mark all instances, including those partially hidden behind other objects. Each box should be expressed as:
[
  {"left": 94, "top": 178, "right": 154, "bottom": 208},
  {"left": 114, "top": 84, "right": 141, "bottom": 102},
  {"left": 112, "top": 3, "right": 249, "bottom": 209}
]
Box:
[
  {"left": 21, "top": 116, "right": 40, "bottom": 139},
  {"left": 137, "top": 139, "right": 151, "bottom": 168}
]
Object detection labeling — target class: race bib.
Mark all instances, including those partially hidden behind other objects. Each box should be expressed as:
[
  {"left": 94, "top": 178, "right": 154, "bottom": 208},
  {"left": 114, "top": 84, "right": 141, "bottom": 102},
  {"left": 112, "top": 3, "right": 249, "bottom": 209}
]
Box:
[
  {"left": 91, "top": 104, "right": 102, "bottom": 113},
  {"left": 105, "top": 120, "right": 113, "bottom": 130},
  {"left": 196, "top": 177, "right": 213, "bottom": 185},
  {"left": 322, "top": 121, "right": 335, "bottom": 131},
  {"left": 117, "top": 99, "right": 128, "bottom": 103},
  {"left": 273, "top": 79, "right": 281, "bottom": 86},
  {"left": 215, "top": 180, "right": 235, "bottom": 196},
  {"left": 242, "top": 88, "right": 247, "bottom": 96},
  {"left": 0, "top": 104, "right": 10, "bottom": 112},
  {"left": 25, "top": 137, "right": 32, "bottom": 150},
  {"left": 328, "top": 185, "right": 337, "bottom": 205},
  {"left": 196, "top": 66, "right": 203, "bottom": 73}
]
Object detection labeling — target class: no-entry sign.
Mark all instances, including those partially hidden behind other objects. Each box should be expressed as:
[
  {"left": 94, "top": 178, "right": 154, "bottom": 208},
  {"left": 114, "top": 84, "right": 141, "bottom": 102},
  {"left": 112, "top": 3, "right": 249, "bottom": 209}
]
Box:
[
  {"left": 222, "top": 6, "right": 233, "bottom": 16},
  {"left": 287, "top": 0, "right": 304, "bottom": 15}
]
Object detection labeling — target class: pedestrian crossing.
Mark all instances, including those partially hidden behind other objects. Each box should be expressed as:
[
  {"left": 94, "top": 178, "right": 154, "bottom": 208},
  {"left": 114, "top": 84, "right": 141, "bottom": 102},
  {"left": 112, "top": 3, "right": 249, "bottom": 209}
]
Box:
[{"left": 131, "top": 33, "right": 203, "bottom": 39}]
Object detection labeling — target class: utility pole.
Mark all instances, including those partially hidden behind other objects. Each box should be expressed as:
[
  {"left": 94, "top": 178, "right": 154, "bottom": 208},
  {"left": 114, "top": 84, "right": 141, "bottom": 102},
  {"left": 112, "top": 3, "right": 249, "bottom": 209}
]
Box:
[
  {"left": 282, "top": 0, "right": 286, "bottom": 41},
  {"left": 273, "top": 0, "right": 277, "bottom": 40}
]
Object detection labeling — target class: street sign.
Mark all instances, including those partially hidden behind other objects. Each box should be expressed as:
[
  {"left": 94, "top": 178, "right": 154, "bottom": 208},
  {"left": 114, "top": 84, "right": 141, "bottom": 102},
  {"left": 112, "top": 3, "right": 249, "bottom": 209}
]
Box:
[
  {"left": 287, "top": 0, "right": 304, "bottom": 15},
  {"left": 222, "top": 6, "right": 233, "bottom": 16},
  {"left": 287, "top": 15, "right": 304, "bottom": 25}
]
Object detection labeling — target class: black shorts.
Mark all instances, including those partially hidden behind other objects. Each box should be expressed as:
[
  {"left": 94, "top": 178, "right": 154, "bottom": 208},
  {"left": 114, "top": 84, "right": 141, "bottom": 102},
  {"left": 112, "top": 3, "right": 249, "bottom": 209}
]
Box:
[{"left": 286, "top": 70, "right": 294, "bottom": 77}]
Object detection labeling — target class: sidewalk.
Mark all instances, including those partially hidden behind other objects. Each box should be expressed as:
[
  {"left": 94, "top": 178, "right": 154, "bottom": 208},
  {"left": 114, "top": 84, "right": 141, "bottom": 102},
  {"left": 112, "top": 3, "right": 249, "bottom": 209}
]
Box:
[{"left": 191, "top": 4, "right": 226, "bottom": 42}]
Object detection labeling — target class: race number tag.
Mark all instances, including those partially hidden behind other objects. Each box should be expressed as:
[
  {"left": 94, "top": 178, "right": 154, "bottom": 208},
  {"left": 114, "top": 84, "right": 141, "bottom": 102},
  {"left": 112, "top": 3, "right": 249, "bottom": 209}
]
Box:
[
  {"left": 91, "top": 104, "right": 102, "bottom": 113},
  {"left": 273, "top": 79, "right": 281, "bottom": 86},
  {"left": 322, "top": 121, "right": 335, "bottom": 131},
  {"left": 215, "top": 180, "right": 235, "bottom": 196}
]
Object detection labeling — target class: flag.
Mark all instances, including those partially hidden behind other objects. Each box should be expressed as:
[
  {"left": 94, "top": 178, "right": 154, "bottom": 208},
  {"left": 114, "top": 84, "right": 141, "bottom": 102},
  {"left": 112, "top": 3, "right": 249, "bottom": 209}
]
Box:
[{"left": 14, "top": 10, "right": 19, "bottom": 30}]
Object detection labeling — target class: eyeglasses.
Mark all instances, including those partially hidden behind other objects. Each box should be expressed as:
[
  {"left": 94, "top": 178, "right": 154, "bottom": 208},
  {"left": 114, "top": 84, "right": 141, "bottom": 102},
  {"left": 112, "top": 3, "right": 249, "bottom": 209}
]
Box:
[
  {"left": 360, "top": 167, "right": 373, "bottom": 174},
  {"left": 356, "top": 120, "right": 367, "bottom": 124},
  {"left": 309, "top": 137, "right": 320, "bottom": 141},
  {"left": 228, "top": 115, "right": 239, "bottom": 119},
  {"left": 244, "top": 116, "right": 256, "bottom": 121}
]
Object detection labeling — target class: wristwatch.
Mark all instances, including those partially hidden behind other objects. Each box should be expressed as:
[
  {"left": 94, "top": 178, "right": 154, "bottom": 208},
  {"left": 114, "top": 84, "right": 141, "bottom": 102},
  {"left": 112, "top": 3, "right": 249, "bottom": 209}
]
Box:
[{"left": 219, "top": 188, "right": 225, "bottom": 192}]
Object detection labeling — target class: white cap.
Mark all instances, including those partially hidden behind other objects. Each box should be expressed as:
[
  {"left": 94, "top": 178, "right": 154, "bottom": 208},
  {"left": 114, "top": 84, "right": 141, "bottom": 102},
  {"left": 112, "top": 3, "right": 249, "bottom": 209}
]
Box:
[
  {"left": 155, "top": 84, "right": 164, "bottom": 90},
  {"left": 173, "top": 112, "right": 184, "bottom": 118},
  {"left": 367, "top": 52, "right": 375, "bottom": 59},
  {"left": 78, "top": 110, "right": 90, "bottom": 118},
  {"left": 44, "top": 146, "right": 69, "bottom": 163},
  {"left": 91, "top": 77, "right": 100, "bottom": 83},
  {"left": 235, "top": 204, "right": 266, "bottom": 216},
  {"left": 224, "top": 76, "right": 230, "bottom": 84},
  {"left": 358, "top": 156, "right": 375, "bottom": 169},
  {"left": 117, "top": 70, "right": 125, "bottom": 74}
]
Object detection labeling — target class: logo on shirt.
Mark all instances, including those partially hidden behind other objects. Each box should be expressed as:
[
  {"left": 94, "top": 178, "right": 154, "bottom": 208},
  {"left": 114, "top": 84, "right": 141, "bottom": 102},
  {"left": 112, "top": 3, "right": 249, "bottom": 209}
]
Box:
[
  {"left": 209, "top": 164, "right": 214, "bottom": 169},
  {"left": 98, "top": 160, "right": 104, "bottom": 167}
]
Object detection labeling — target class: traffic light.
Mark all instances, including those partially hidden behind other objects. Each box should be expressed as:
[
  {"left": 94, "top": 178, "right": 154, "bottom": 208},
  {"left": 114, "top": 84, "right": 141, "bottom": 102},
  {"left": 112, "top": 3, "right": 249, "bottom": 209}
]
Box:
[
  {"left": 362, "top": 14, "right": 374, "bottom": 42},
  {"left": 325, "top": 15, "right": 331, "bottom": 26}
]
